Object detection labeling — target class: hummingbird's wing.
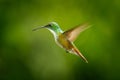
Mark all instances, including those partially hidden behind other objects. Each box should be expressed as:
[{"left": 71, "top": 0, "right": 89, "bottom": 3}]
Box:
[{"left": 63, "top": 23, "right": 91, "bottom": 42}]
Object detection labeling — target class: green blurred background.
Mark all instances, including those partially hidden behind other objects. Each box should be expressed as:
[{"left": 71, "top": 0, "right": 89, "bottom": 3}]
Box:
[{"left": 0, "top": 0, "right": 120, "bottom": 80}]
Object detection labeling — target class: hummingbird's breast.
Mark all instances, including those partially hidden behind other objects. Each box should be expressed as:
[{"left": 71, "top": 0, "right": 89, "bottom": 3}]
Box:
[{"left": 56, "top": 34, "right": 74, "bottom": 50}]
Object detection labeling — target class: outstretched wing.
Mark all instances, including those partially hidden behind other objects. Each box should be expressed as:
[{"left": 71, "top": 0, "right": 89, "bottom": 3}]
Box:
[{"left": 63, "top": 23, "right": 91, "bottom": 42}]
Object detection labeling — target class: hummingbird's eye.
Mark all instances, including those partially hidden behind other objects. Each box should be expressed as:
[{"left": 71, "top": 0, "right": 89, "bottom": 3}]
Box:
[
  {"left": 47, "top": 24, "right": 52, "bottom": 27},
  {"left": 45, "top": 24, "right": 51, "bottom": 28}
]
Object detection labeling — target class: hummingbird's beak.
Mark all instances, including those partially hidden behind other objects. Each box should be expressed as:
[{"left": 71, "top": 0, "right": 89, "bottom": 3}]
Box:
[
  {"left": 32, "top": 26, "right": 45, "bottom": 31},
  {"left": 32, "top": 23, "right": 50, "bottom": 31}
]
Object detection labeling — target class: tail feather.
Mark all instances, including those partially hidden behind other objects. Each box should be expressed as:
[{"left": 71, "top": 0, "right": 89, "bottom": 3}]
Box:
[{"left": 73, "top": 48, "right": 88, "bottom": 63}]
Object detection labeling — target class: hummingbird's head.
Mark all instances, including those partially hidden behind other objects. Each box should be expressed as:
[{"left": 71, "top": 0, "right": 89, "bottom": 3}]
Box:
[
  {"left": 32, "top": 22, "right": 61, "bottom": 32},
  {"left": 44, "top": 22, "right": 60, "bottom": 31},
  {"left": 43, "top": 22, "right": 63, "bottom": 35},
  {"left": 33, "top": 22, "right": 63, "bottom": 37}
]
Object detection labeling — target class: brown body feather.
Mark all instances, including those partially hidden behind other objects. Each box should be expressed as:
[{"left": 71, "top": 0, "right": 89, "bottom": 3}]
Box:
[{"left": 57, "top": 33, "right": 88, "bottom": 63}]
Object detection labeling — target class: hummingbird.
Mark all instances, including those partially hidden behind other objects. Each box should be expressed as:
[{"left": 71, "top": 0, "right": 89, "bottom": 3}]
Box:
[{"left": 33, "top": 22, "right": 91, "bottom": 63}]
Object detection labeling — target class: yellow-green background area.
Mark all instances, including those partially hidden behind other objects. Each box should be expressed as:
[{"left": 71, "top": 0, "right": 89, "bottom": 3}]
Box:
[{"left": 0, "top": 0, "right": 120, "bottom": 80}]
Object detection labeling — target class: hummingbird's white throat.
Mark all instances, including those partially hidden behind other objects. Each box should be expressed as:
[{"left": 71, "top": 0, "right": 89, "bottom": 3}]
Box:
[{"left": 47, "top": 28, "right": 58, "bottom": 39}]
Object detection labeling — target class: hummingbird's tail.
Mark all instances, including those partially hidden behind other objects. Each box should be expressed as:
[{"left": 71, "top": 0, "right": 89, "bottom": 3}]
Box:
[{"left": 73, "top": 48, "right": 88, "bottom": 63}]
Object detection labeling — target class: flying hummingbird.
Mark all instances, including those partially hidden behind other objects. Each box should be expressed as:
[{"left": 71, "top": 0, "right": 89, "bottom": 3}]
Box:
[{"left": 33, "top": 22, "right": 91, "bottom": 63}]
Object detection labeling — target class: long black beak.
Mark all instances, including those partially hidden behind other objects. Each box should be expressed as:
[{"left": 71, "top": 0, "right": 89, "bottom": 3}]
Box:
[
  {"left": 32, "top": 23, "right": 50, "bottom": 31},
  {"left": 32, "top": 26, "right": 45, "bottom": 31}
]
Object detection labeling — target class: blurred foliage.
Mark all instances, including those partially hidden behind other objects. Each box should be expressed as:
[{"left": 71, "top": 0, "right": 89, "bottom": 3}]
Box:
[{"left": 0, "top": 0, "right": 120, "bottom": 80}]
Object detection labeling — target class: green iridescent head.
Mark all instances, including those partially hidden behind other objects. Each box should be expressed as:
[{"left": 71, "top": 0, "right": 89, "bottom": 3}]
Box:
[
  {"left": 33, "top": 22, "right": 63, "bottom": 35},
  {"left": 44, "top": 22, "right": 60, "bottom": 30},
  {"left": 44, "top": 22, "right": 63, "bottom": 35}
]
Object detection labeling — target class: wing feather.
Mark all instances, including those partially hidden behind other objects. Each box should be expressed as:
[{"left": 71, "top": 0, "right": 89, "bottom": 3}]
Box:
[{"left": 63, "top": 23, "right": 91, "bottom": 42}]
